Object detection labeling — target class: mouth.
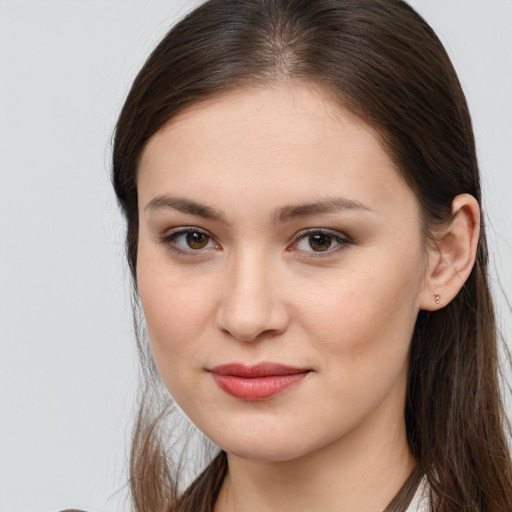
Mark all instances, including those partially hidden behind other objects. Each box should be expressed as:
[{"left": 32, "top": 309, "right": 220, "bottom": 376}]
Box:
[{"left": 208, "top": 363, "right": 311, "bottom": 401}]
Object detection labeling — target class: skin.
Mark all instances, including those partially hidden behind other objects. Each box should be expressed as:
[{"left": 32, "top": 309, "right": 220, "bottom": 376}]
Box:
[{"left": 135, "top": 83, "right": 478, "bottom": 512}]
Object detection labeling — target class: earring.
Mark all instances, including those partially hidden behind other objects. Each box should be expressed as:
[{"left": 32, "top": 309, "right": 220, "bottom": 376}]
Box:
[{"left": 434, "top": 293, "right": 441, "bottom": 305}]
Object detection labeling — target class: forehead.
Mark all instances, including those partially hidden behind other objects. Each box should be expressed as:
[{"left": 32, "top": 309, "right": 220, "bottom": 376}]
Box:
[
  {"left": 137, "top": 83, "right": 414, "bottom": 217},
  {"left": 140, "top": 83, "right": 375, "bottom": 159}
]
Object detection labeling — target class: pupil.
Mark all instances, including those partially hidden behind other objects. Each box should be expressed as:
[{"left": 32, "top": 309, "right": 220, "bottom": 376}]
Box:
[
  {"left": 310, "top": 233, "right": 332, "bottom": 251},
  {"left": 187, "top": 231, "right": 208, "bottom": 249}
]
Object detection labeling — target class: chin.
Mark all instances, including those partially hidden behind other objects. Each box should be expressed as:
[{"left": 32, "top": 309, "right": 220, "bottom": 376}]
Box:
[
  {"left": 219, "top": 441, "right": 307, "bottom": 462},
  {"left": 204, "top": 424, "right": 329, "bottom": 463}
]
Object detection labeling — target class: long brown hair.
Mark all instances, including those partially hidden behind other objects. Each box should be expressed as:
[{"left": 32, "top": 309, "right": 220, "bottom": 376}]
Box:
[{"left": 112, "top": 1, "right": 512, "bottom": 510}]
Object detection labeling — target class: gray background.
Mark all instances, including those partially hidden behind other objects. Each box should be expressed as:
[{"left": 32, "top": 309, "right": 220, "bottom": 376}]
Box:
[{"left": 0, "top": 1, "right": 510, "bottom": 511}]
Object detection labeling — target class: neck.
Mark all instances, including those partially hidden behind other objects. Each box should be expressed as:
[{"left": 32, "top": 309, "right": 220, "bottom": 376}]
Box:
[{"left": 214, "top": 411, "right": 415, "bottom": 512}]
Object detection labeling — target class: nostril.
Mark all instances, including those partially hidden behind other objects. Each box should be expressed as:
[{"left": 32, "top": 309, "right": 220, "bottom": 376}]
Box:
[{"left": 216, "top": 300, "right": 290, "bottom": 342}]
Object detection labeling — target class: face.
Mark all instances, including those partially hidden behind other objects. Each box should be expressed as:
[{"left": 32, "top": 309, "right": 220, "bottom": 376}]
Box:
[{"left": 136, "top": 83, "right": 430, "bottom": 462}]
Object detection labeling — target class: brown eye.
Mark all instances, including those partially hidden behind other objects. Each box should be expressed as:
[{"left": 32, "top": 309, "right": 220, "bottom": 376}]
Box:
[
  {"left": 308, "top": 233, "right": 333, "bottom": 251},
  {"left": 291, "top": 229, "right": 350, "bottom": 255},
  {"left": 160, "top": 228, "right": 218, "bottom": 254},
  {"left": 186, "top": 231, "right": 210, "bottom": 249}
]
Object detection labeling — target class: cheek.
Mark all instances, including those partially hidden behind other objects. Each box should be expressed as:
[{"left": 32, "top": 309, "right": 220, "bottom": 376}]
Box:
[
  {"left": 290, "top": 263, "right": 422, "bottom": 426},
  {"left": 295, "top": 247, "right": 424, "bottom": 362},
  {"left": 136, "top": 247, "right": 219, "bottom": 374}
]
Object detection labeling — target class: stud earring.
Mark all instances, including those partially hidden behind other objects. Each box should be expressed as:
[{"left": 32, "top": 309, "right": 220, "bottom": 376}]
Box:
[{"left": 434, "top": 293, "right": 441, "bottom": 305}]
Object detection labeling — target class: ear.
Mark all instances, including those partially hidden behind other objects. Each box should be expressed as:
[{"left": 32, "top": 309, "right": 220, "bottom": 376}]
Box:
[{"left": 420, "top": 194, "right": 480, "bottom": 311}]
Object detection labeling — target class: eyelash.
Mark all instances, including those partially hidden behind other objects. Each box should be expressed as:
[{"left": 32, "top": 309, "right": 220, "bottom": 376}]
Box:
[
  {"left": 288, "top": 228, "right": 352, "bottom": 256},
  {"left": 158, "top": 227, "right": 220, "bottom": 255},
  {"left": 158, "top": 227, "right": 352, "bottom": 256}
]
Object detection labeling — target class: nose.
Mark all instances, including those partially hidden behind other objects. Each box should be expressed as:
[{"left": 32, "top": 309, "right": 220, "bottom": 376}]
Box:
[{"left": 215, "top": 252, "right": 290, "bottom": 342}]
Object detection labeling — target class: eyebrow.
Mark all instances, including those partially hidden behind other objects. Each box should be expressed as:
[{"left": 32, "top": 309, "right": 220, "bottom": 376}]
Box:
[
  {"left": 145, "top": 195, "right": 225, "bottom": 222},
  {"left": 274, "top": 197, "right": 372, "bottom": 222},
  {"left": 144, "top": 195, "right": 372, "bottom": 223}
]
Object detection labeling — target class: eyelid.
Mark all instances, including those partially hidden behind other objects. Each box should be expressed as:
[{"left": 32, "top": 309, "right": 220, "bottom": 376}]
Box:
[
  {"left": 156, "top": 226, "right": 350, "bottom": 257},
  {"left": 158, "top": 226, "right": 220, "bottom": 254},
  {"left": 288, "top": 228, "right": 352, "bottom": 255}
]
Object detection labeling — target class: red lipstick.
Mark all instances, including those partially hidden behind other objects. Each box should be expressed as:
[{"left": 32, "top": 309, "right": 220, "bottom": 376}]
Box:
[{"left": 208, "top": 363, "right": 310, "bottom": 401}]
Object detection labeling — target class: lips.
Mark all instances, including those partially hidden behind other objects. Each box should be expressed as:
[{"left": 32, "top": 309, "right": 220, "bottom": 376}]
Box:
[{"left": 208, "top": 363, "right": 310, "bottom": 401}]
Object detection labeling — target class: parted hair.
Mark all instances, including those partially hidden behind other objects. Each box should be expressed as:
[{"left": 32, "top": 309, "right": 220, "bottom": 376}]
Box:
[{"left": 112, "top": 1, "right": 512, "bottom": 510}]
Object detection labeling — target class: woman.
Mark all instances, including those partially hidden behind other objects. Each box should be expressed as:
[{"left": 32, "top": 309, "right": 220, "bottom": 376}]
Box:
[{"left": 112, "top": 0, "right": 512, "bottom": 511}]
